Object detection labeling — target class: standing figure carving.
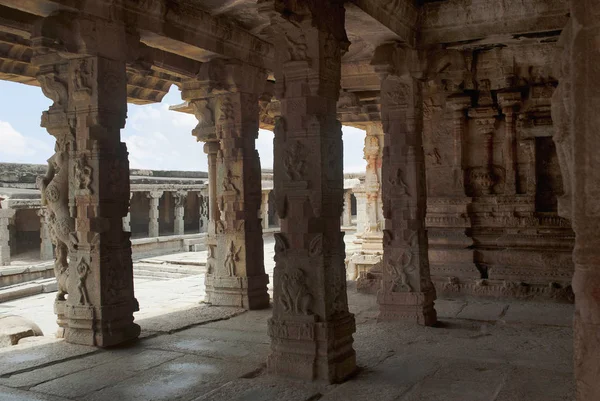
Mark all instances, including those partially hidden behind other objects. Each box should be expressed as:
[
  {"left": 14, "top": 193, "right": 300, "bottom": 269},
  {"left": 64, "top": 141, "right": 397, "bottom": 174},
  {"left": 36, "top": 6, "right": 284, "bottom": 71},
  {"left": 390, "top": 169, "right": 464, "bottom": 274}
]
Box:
[
  {"left": 37, "top": 141, "right": 76, "bottom": 300},
  {"left": 224, "top": 241, "right": 240, "bottom": 276}
]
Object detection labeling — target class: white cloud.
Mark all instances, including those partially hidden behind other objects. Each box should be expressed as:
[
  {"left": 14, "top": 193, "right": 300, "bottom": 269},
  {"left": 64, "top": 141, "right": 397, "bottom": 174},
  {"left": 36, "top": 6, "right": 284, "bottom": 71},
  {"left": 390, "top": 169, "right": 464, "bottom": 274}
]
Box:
[{"left": 0, "top": 120, "right": 53, "bottom": 162}]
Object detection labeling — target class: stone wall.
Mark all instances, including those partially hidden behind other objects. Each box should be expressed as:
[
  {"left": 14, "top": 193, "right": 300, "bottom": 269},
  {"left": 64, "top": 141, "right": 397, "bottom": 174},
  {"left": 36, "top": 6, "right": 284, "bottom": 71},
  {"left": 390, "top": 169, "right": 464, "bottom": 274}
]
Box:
[{"left": 423, "top": 42, "right": 574, "bottom": 302}]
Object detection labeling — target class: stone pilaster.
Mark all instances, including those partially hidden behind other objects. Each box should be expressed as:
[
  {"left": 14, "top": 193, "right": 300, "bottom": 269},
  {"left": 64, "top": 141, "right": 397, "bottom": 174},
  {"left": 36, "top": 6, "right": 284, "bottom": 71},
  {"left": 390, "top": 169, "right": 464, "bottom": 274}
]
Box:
[
  {"left": 467, "top": 107, "right": 499, "bottom": 196},
  {"left": 552, "top": 5, "right": 600, "bottom": 399},
  {"left": 182, "top": 61, "right": 269, "bottom": 310},
  {"left": 342, "top": 191, "right": 352, "bottom": 227},
  {"left": 203, "top": 142, "right": 220, "bottom": 236},
  {"left": 146, "top": 191, "right": 162, "bottom": 237},
  {"left": 0, "top": 209, "right": 15, "bottom": 266},
  {"left": 446, "top": 95, "right": 471, "bottom": 195},
  {"left": 372, "top": 43, "right": 437, "bottom": 325},
  {"left": 498, "top": 92, "right": 522, "bottom": 195},
  {"left": 122, "top": 192, "right": 133, "bottom": 232},
  {"left": 37, "top": 208, "right": 54, "bottom": 260},
  {"left": 32, "top": 12, "right": 139, "bottom": 346},
  {"left": 261, "top": 191, "right": 270, "bottom": 230},
  {"left": 173, "top": 191, "right": 187, "bottom": 235},
  {"left": 260, "top": 0, "right": 356, "bottom": 382}
]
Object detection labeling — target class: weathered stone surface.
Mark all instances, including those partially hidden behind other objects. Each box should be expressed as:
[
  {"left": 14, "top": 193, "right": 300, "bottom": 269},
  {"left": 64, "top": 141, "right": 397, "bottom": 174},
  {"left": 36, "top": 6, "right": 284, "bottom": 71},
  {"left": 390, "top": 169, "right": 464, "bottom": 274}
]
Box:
[{"left": 0, "top": 315, "right": 43, "bottom": 347}]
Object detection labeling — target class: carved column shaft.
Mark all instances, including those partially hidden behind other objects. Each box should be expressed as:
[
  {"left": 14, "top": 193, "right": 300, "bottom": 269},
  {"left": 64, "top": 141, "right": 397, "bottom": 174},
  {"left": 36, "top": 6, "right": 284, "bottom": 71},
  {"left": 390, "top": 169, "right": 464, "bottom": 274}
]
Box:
[
  {"left": 146, "top": 191, "right": 162, "bottom": 237},
  {"left": 261, "top": 0, "right": 356, "bottom": 383},
  {"left": 498, "top": 92, "right": 522, "bottom": 195},
  {"left": 342, "top": 191, "right": 352, "bottom": 226},
  {"left": 183, "top": 61, "right": 269, "bottom": 310},
  {"left": 261, "top": 191, "right": 270, "bottom": 230},
  {"left": 33, "top": 13, "right": 140, "bottom": 346},
  {"left": 37, "top": 209, "right": 54, "bottom": 260},
  {"left": 203, "top": 141, "right": 220, "bottom": 236},
  {"left": 364, "top": 122, "right": 384, "bottom": 233},
  {"left": 199, "top": 190, "right": 209, "bottom": 233},
  {"left": 555, "top": 4, "right": 600, "bottom": 399},
  {"left": 0, "top": 209, "right": 15, "bottom": 266},
  {"left": 379, "top": 75, "right": 437, "bottom": 324},
  {"left": 173, "top": 191, "right": 187, "bottom": 236}
]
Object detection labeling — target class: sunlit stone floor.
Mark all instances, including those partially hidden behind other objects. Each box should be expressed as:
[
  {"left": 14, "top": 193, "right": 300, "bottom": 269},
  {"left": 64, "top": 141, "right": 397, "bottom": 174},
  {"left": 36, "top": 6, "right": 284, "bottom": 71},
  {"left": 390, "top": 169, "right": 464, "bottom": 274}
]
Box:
[{"left": 0, "top": 232, "right": 574, "bottom": 400}]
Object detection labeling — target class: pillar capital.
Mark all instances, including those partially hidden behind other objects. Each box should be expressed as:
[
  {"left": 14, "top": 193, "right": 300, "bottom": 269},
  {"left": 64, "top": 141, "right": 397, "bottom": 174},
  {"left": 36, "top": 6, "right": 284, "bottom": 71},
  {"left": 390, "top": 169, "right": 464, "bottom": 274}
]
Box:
[{"left": 146, "top": 191, "right": 163, "bottom": 200}]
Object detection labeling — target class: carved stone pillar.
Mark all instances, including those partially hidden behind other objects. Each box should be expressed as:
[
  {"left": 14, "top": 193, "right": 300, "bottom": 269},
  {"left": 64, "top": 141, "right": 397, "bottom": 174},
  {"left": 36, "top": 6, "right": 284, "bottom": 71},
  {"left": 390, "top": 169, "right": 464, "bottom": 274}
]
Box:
[
  {"left": 199, "top": 190, "right": 209, "bottom": 233},
  {"left": 259, "top": 0, "right": 356, "bottom": 382},
  {"left": 122, "top": 192, "right": 133, "bottom": 232},
  {"left": 32, "top": 13, "right": 139, "bottom": 346},
  {"left": 261, "top": 191, "right": 270, "bottom": 230},
  {"left": 37, "top": 209, "right": 54, "bottom": 260},
  {"left": 353, "top": 122, "right": 385, "bottom": 293},
  {"left": 182, "top": 61, "right": 269, "bottom": 310},
  {"left": 498, "top": 92, "right": 522, "bottom": 195},
  {"left": 173, "top": 191, "right": 187, "bottom": 236},
  {"left": 353, "top": 191, "right": 367, "bottom": 236},
  {"left": 146, "top": 191, "right": 162, "bottom": 238},
  {"left": 342, "top": 191, "right": 352, "bottom": 226},
  {"left": 0, "top": 209, "right": 15, "bottom": 266},
  {"left": 372, "top": 44, "right": 437, "bottom": 325},
  {"left": 552, "top": 6, "right": 600, "bottom": 399},
  {"left": 203, "top": 142, "right": 220, "bottom": 236}
]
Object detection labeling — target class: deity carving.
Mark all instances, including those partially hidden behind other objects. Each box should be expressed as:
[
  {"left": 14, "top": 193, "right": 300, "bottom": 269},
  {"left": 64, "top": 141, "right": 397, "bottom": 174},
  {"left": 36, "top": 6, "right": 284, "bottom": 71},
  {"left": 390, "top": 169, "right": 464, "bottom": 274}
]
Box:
[
  {"left": 74, "top": 154, "right": 93, "bottom": 195},
  {"left": 76, "top": 257, "right": 90, "bottom": 305},
  {"left": 284, "top": 141, "right": 306, "bottom": 181},
  {"left": 388, "top": 168, "right": 410, "bottom": 196},
  {"left": 206, "top": 244, "right": 216, "bottom": 274},
  {"left": 283, "top": 28, "right": 308, "bottom": 62},
  {"left": 280, "top": 265, "right": 312, "bottom": 315},
  {"left": 224, "top": 241, "right": 241, "bottom": 276},
  {"left": 72, "top": 58, "right": 93, "bottom": 101}
]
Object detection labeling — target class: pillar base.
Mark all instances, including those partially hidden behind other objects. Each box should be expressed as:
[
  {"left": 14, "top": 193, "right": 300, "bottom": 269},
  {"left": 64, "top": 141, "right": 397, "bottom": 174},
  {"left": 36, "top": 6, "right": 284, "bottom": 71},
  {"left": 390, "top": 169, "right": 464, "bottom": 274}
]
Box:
[
  {"left": 54, "top": 300, "right": 68, "bottom": 338},
  {"left": 205, "top": 273, "right": 270, "bottom": 310},
  {"left": 377, "top": 290, "right": 437, "bottom": 326},
  {"left": 267, "top": 313, "right": 357, "bottom": 383},
  {"left": 63, "top": 301, "right": 140, "bottom": 347}
]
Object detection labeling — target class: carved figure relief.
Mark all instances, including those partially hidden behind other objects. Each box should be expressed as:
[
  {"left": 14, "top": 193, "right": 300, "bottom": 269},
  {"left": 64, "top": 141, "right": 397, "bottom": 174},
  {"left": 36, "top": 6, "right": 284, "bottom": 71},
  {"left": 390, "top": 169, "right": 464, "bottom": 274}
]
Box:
[
  {"left": 387, "top": 232, "right": 418, "bottom": 293},
  {"left": 206, "top": 244, "right": 216, "bottom": 274},
  {"left": 426, "top": 148, "right": 442, "bottom": 165},
  {"left": 222, "top": 169, "right": 240, "bottom": 194},
  {"left": 388, "top": 168, "right": 410, "bottom": 196},
  {"left": 72, "top": 58, "right": 93, "bottom": 101},
  {"left": 284, "top": 141, "right": 306, "bottom": 181},
  {"left": 280, "top": 265, "right": 312, "bottom": 315},
  {"left": 283, "top": 27, "right": 308, "bottom": 62},
  {"left": 76, "top": 257, "right": 91, "bottom": 305},
  {"left": 224, "top": 241, "right": 241, "bottom": 276},
  {"left": 74, "top": 154, "right": 93, "bottom": 195}
]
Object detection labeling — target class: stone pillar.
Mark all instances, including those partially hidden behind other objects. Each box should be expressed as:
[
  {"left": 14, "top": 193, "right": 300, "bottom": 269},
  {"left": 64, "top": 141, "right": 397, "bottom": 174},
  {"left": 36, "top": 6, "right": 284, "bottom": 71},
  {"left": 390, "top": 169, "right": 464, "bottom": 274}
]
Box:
[
  {"left": 353, "top": 190, "right": 367, "bottom": 236},
  {"left": 203, "top": 142, "right": 220, "bottom": 236},
  {"left": 467, "top": 107, "right": 499, "bottom": 196},
  {"left": 0, "top": 209, "right": 15, "bottom": 266},
  {"left": 342, "top": 191, "right": 352, "bottom": 226},
  {"left": 146, "top": 191, "right": 162, "bottom": 237},
  {"left": 173, "top": 191, "right": 187, "bottom": 236},
  {"left": 552, "top": 6, "right": 600, "bottom": 399},
  {"left": 261, "top": 191, "right": 270, "bottom": 230},
  {"left": 498, "top": 92, "right": 522, "bottom": 195},
  {"left": 32, "top": 12, "right": 139, "bottom": 346},
  {"left": 122, "top": 192, "right": 133, "bottom": 232},
  {"left": 37, "top": 208, "right": 54, "bottom": 260},
  {"left": 199, "top": 190, "right": 209, "bottom": 233},
  {"left": 372, "top": 43, "right": 437, "bottom": 325},
  {"left": 259, "top": 0, "right": 356, "bottom": 382},
  {"left": 182, "top": 61, "right": 269, "bottom": 310}
]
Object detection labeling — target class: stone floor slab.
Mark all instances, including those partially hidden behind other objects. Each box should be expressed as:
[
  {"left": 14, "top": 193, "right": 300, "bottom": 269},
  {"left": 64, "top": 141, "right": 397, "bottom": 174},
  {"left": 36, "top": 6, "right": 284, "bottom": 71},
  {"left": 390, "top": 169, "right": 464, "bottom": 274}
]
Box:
[
  {"left": 499, "top": 303, "right": 574, "bottom": 327},
  {"left": 455, "top": 302, "right": 508, "bottom": 321},
  {"left": 29, "top": 349, "right": 183, "bottom": 399},
  {"left": 0, "top": 385, "right": 69, "bottom": 401},
  {"left": 192, "top": 377, "right": 325, "bottom": 401},
  {"left": 85, "top": 354, "right": 259, "bottom": 401}
]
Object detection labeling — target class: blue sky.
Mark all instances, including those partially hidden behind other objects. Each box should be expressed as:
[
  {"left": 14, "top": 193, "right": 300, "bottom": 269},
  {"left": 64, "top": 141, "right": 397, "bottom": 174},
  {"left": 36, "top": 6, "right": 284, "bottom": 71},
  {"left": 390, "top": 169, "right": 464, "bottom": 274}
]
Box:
[{"left": 0, "top": 80, "right": 366, "bottom": 173}]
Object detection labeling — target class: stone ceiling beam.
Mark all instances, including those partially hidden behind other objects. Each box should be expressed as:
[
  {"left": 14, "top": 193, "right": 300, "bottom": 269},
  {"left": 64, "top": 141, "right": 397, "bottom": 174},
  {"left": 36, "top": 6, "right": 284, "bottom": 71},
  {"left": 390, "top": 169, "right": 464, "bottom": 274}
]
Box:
[
  {"left": 0, "top": 5, "right": 37, "bottom": 38},
  {"left": 420, "top": 0, "right": 569, "bottom": 46},
  {"left": 352, "top": 0, "right": 418, "bottom": 46},
  {"left": 0, "top": 0, "right": 275, "bottom": 69}
]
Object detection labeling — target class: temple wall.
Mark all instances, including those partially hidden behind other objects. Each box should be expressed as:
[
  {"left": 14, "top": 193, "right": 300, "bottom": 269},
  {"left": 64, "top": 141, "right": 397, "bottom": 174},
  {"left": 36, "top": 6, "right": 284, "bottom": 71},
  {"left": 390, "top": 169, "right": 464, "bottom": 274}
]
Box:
[{"left": 423, "top": 42, "right": 574, "bottom": 302}]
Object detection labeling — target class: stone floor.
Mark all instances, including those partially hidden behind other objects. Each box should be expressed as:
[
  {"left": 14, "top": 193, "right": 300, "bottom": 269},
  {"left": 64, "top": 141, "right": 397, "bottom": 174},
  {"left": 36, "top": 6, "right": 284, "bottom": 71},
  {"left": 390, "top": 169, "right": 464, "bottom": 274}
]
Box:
[{"left": 0, "top": 232, "right": 575, "bottom": 400}]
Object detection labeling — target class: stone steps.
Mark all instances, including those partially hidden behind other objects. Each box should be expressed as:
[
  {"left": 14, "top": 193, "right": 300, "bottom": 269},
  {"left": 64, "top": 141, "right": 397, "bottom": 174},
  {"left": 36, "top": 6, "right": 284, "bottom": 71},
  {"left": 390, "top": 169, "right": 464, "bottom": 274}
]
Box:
[
  {"left": 133, "top": 263, "right": 204, "bottom": 281},
  {"left": 0, "top": 278, "right": 57, "bottom": 303}
]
